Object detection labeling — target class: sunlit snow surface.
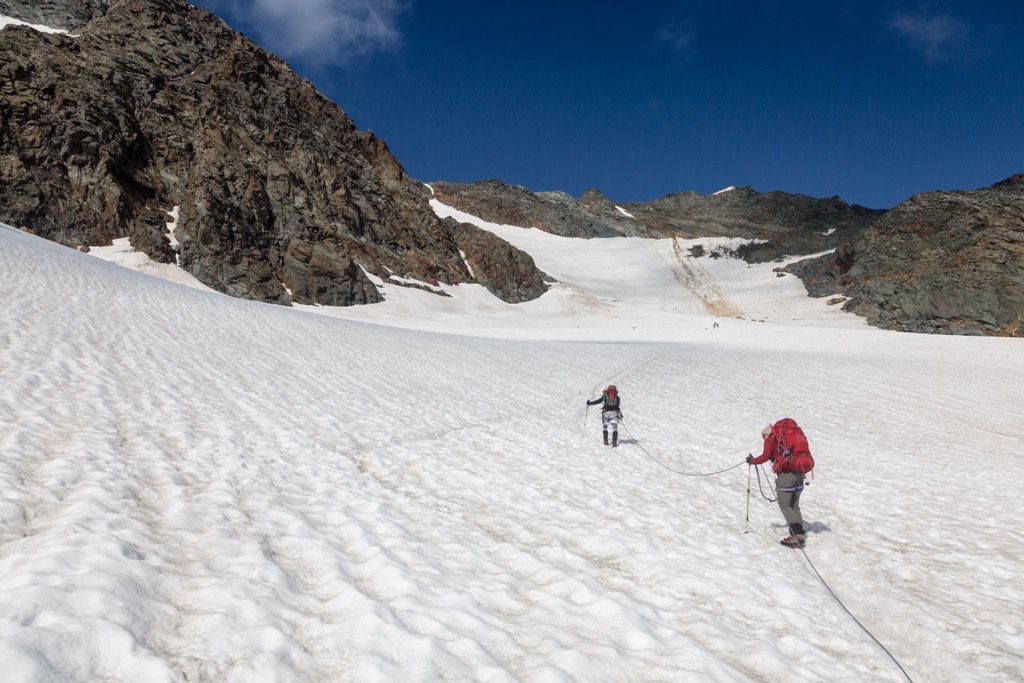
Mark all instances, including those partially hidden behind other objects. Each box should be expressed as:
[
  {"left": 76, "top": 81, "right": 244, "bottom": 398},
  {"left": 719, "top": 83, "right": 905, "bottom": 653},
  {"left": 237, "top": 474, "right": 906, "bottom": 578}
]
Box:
[{"left": 2, "top": 218, "right": 1022, "bottom": 682}]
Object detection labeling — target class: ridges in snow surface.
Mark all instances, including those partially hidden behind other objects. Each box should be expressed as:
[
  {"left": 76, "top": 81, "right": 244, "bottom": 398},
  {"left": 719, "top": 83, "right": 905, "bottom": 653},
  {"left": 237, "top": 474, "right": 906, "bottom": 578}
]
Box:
[{"left": 1, "top": 224, "right": 1023, "bottom": 681}]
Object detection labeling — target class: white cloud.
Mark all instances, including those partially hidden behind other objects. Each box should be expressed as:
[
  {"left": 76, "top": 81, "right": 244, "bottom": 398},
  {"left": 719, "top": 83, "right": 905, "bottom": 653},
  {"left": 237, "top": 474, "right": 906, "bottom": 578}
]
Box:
[
  {"left": 213, "top": 0, "right": 409, "bottom": 67},
  {"left": 887, "top": 9, "right": 971, "bottom": 64}
]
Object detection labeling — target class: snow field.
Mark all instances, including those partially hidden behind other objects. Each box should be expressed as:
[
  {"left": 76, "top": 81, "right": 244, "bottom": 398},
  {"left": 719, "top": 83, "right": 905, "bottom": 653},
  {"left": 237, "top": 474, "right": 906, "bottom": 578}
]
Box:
[{"left": 1, "top": 223, "right": 1023, "bottom": 681}]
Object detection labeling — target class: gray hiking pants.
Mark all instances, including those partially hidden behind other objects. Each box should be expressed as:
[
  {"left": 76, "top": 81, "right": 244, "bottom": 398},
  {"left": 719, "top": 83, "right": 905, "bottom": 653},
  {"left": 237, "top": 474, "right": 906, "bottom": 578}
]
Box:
[{"left": 775, "top": 471, "right": 804, "bottom": 528}]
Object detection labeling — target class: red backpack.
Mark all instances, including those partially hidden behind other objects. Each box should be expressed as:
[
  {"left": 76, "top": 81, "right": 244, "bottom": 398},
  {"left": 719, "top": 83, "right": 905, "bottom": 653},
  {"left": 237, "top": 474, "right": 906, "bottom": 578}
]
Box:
[
  {"left": 771, "top": 418, "right": 814, "bottom": 474},
  {"left": 604, "top": 386, "right": 620, "bottom": 410}
]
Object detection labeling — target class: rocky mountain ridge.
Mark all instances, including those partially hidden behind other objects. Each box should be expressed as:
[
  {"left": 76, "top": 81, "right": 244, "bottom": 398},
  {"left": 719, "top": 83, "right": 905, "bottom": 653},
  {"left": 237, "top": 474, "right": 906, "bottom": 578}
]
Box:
[
  {"left": 0, "top": 0, "right": 106, "bottom": 28},
  {"left": 0, "top": 0, "right": 548, "bottom": 306},
  {"left": 789, "top": 174, "right": 1024, "bottom": 336},
  {"left": 431, "top": 180, "right": 884, "bottom": 263},
  {"left": 433, "top": 176, "right": 1023, "bottom": 335}
]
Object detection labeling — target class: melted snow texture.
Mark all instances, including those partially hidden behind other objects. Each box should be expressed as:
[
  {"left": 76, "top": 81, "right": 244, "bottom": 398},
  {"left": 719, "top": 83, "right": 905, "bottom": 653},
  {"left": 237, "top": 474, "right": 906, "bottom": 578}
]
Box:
[{"left": 1, "top": 223, "right": 1023, "bottom": 682}]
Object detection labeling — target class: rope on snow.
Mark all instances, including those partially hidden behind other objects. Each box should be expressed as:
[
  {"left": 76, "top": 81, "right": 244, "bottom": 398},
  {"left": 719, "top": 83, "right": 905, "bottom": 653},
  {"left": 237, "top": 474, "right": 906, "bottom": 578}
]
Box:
[
  {"left": 617, "top": 420, "right": 745, "bottom": 477},
  {"left": 616, "top": 418, "right": 913, "bottom": 682},
  {"left": 796, "top": 547, "right": 915, "bottom": 683}
]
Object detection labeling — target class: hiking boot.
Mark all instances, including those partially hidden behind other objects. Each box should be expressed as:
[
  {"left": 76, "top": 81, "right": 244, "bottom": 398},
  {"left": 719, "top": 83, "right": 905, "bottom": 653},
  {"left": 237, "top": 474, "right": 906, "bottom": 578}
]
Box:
[{"left": 780, "top": 534, "right": 805, "bottom": 548}]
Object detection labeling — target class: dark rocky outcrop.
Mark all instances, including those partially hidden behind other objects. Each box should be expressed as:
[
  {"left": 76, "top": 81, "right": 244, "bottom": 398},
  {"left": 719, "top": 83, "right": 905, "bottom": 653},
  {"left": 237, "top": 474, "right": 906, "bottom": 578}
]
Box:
[
  {"left": 432, "top": 180, "right": 884, "bottom": 261},
  {"left": 627, "top": 187, "right": 883, "bottom": 262},
  {"left": 448, "top": 217, "right": 549, "bottom": 303},
  {"left": 0, "top": 0, "right": 107, "bottom": 29},
  {"left": 431, "top": 180, "right": 666, "bottom": 238},
  {"left": 435, "top": 177, "right": 1024, "bottom": 336},
  {"left": 0, "top": 0, "right": 549, "bottom": 305},
  {"left": 790, "top": 175, "right": 1024, "bottom": 336}
]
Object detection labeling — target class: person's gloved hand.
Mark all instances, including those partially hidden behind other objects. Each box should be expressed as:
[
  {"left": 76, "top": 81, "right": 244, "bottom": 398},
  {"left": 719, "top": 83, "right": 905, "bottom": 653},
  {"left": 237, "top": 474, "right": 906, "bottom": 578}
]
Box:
[{"left": 746, "top": 454, "right": 753, "bottom": 464}]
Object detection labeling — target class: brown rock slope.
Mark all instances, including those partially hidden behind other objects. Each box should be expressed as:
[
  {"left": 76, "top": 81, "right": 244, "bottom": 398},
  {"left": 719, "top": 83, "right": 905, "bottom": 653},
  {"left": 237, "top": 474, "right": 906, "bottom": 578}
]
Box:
[
  {"left": 0, "top": 0, "right": 548, "bottom": 305},
  {"left": 790, "top": 175, "right": 1024, "bottom": 335}
]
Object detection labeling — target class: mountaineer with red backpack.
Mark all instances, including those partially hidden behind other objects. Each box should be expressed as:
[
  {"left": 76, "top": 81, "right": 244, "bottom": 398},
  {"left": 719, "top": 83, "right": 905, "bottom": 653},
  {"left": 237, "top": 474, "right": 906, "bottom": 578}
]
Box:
[
  {"left": 747, "top": 418, "right": 815, "bottom": 547},
  {"left": 586, "top": 385, "right": 623, "bottom": 447}
]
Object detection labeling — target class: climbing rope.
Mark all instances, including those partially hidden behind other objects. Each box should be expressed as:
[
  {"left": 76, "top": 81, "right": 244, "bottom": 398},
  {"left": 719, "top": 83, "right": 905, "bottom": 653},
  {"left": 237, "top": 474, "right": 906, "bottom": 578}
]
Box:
[
  {"left": 618, "top": 421, "right": 745, "bottom": 477},
  {"left": 753, "top": 462, "right": 778, "bottom": 502},
  {"left": 616, "top": 417, "right": 913, "bottom": 682},
  {"left": 750, "top": 459, "right": 912, "bottom": 681},
  {"left": 602, "top": 409, "right": 917, "bottom": 679},
  {"left": 796, "top": 547, "right": 914, "bottom": 683},
  {"left": 598, "top": 401, "right": 917, "bottom": 683}
]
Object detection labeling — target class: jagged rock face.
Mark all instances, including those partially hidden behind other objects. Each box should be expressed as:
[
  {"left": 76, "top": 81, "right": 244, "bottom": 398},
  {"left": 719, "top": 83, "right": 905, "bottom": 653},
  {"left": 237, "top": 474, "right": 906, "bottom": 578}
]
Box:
[
  {"left": 0, "top": 0, "right": 107, "bottom": 29},
  {"left": 0, "top": 0, "right": 548, "bottom": 306},
  {"left": 629, "top": 187, "right": 884, "bottom": 261},
  {"left": 434, "top": 177, "right": 1024, "bottom": 336},
  {"left": 447, "top": 217, "right": 549, "bottom": 303},
  {"left": 432, "top": 180, "right": 883, "bottom": 260},
  {"left": 792, "top": 175, "right": 1024, "bottom": 336},
  {"left": 431, "top": 180, "right": 666, "bottom": 238}
]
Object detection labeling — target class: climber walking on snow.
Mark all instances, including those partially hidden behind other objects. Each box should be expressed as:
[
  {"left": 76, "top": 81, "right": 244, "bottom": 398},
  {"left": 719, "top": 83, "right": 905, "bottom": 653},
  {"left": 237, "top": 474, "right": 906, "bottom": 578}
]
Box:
[
  {"left": 747, "top": 419, "right": 815, "bottom": 547},
  {"left": 587, "top": 385, "right": 623, "bottom": 447}
]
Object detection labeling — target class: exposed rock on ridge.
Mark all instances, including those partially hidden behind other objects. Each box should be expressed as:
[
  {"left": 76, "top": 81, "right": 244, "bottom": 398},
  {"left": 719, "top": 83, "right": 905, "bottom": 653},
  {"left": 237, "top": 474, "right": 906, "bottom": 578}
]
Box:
[
  {"left": 431, "top": 180, "right": 667, "bottom": 238},
  {"left": 0, "top": 0, "right": 548, "bottom": 305},
  {"left": 432, "top": 180, "right": 884, "bottom": 261},
  {"left": 434, "top": 177, "right": 1024, "bottom": 336},
  {"left": 0, "top": 0, "right": 106, "bottom": 29},
  {"left": 790, "top": 175, "right": 1024, "bottom": 336},
  {"left": 628, "top": 186, "right": 883, "bottom": 262}
]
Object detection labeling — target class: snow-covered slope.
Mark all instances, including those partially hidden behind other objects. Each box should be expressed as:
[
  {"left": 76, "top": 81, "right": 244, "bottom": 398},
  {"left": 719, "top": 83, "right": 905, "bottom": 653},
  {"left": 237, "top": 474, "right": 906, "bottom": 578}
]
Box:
[
  {"left": 1, "top": 222, "right": 1022, "bottom": 682},
  {"left": 292, "top": 197, "right": 870, "bottom": 341}
]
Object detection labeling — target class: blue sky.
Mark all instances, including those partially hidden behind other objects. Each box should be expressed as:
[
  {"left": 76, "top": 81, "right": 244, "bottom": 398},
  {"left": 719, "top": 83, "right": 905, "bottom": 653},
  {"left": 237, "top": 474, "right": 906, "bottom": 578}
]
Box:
[{"left": 192, "top": 1, "right": 1023, "bottom": 209}]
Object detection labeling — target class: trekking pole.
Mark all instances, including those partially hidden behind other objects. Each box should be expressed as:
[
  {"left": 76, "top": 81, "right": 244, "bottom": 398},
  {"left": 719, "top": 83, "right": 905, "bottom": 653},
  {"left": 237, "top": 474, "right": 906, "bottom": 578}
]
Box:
[
  {"left": 584, "top": 403, "right": 590, "bottom": 433},
  {"left": 745, "top": 458, "right": 753, "bottom": 532}
]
